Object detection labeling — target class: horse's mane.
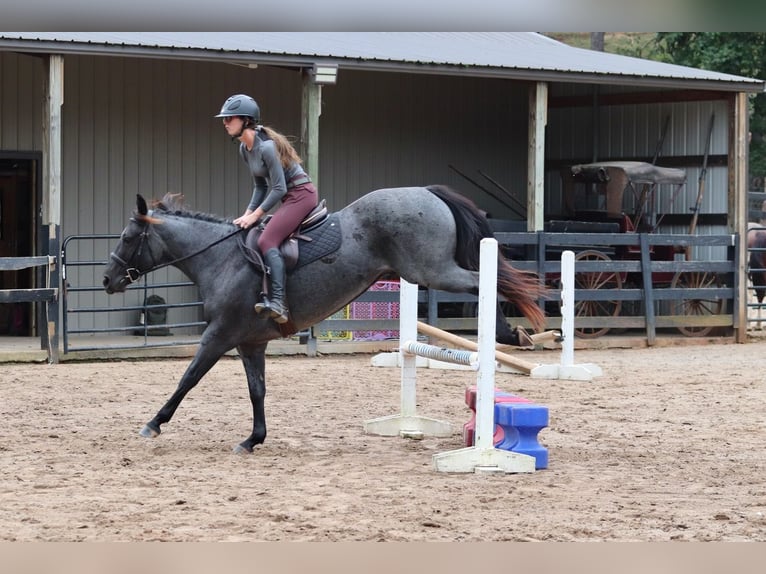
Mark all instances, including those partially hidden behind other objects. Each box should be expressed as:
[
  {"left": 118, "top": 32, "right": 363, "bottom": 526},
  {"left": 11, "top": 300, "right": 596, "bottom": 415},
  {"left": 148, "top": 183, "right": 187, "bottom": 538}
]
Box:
[{"left": 151, "top": 193, "right": 233, "bottom": 225}]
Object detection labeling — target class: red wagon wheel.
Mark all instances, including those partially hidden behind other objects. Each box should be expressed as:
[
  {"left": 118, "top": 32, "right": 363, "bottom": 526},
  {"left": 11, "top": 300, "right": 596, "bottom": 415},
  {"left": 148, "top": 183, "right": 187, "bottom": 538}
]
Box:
[
  {"left": 670, "top": 271, "right": 724, "bottom": 337},
  {"left": 568, "top": 250, "right": 623, "bottom": 339}
]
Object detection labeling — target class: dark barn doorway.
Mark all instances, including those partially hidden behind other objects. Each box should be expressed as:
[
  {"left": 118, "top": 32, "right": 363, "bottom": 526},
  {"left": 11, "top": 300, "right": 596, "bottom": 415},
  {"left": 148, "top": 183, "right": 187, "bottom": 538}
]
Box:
[{"left": 0, "top": 156, "right": 39, "bottom": 336}]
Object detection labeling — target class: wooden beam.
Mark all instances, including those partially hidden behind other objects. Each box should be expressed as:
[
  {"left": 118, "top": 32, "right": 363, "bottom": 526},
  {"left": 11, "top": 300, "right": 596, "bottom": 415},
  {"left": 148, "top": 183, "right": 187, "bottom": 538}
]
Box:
[
  {"left": 42, "top": 54, "right": 63, "bottom": 227},
  {"left": 732, "top": 92, "right": 749, "bottom": 342},
  {"left": 550, "top": 89, "right": 729, "bottom": 109},
  {"left": 527, "top": 82, "right": 547, "bottom": 231},
  {"left": 300, "top": 70, "right": 322, "bottom": 190},
  {"left": 0, "top": 288, "right": 58, "bottom": 304}
]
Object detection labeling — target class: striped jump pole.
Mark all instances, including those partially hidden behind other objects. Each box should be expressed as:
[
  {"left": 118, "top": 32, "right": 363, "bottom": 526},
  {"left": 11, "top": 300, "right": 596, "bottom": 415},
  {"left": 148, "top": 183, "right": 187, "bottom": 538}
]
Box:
[{"left": 401, "top": 341, "right": 479, "bottom": 369}]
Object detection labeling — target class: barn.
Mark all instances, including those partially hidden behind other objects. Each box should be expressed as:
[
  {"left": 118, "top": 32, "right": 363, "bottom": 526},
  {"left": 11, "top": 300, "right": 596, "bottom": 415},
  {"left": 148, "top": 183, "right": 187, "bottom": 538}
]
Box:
[{"left": 0, "top": 32, "right": 764, "bottom": 360}]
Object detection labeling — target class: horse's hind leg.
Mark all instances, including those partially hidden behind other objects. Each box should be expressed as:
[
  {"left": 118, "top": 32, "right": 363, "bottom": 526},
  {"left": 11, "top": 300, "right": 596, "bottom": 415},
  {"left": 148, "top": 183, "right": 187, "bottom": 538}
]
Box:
[{"left": 233, "top": 342, "right": 268, "bottom": 454}]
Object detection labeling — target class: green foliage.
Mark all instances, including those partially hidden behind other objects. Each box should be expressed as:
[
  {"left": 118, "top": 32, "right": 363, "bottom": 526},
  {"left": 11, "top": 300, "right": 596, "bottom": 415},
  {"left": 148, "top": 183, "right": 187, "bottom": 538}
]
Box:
[
  {"left": 655, "top": 33, "right": 766, "bottom": 180},
  {"left": 547, "top": 33, "right": 766, "bottom": 180}
]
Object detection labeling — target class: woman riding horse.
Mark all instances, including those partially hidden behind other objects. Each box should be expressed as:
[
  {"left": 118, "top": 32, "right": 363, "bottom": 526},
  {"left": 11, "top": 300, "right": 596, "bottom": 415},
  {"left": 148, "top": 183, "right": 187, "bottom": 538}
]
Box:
[{"left": 217, "top": 93, "right": 319, "bottom": 324}]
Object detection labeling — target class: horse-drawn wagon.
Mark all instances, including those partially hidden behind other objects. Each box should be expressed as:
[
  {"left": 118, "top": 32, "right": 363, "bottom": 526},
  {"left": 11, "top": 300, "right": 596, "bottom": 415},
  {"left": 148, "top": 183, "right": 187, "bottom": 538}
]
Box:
[{"left": 547, "top": 160, "right": 724, "bottom": 338}]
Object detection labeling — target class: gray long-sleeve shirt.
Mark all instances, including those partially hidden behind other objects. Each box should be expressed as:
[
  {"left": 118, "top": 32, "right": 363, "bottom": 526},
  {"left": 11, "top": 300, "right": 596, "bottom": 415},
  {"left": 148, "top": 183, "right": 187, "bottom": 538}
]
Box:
[{"left": 239, "top": 133, "right": 306, "bottom": 213}]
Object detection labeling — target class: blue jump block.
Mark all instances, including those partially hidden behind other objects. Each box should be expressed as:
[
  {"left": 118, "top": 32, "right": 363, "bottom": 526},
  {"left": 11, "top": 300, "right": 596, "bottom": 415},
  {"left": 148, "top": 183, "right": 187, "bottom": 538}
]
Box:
[{"left": 493, "top": 402, "right": 549, "bottom": 470}]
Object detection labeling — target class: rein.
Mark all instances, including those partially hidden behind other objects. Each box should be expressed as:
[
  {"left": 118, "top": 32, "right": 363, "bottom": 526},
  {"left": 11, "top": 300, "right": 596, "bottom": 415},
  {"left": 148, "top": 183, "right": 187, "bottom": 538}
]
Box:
[{"left": 110, "top": 215, "right": 243, "bottom": 284}]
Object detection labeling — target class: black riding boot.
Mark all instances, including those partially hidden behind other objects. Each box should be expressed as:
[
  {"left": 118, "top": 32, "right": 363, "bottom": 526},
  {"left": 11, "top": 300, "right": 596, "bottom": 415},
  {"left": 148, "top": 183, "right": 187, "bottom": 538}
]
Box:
[{"left": 256, "top": 248, "right": 289, "bottom": 324}]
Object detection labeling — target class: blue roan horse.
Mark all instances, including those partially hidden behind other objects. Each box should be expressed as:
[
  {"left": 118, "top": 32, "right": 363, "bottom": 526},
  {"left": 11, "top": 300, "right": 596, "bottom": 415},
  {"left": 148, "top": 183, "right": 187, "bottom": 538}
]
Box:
[{"left": 103, "top": 185, "right": 546, "bottom": 453}]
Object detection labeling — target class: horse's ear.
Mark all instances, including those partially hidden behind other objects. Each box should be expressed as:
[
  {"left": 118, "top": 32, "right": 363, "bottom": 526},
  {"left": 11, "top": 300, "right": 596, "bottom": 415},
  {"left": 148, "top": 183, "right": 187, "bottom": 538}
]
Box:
[{"left": 137, "top": 194, "right": 148, "bottom": 216}]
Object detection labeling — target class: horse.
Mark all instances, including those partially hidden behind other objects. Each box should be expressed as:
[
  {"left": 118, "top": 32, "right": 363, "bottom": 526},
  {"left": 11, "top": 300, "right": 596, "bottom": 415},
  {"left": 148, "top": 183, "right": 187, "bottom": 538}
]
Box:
[
  {"left": 747, "top": 222, "right": 766, "bottom": 329},
  {"left": 102, "top": 185, "right": 546, "bottom": 454}
]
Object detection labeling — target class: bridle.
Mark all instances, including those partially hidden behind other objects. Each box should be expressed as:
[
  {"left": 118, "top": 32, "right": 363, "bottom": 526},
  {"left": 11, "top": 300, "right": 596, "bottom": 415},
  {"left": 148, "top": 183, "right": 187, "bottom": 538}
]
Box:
[{"left": 109, "top": 214, "right": 242, "bottom": 285}]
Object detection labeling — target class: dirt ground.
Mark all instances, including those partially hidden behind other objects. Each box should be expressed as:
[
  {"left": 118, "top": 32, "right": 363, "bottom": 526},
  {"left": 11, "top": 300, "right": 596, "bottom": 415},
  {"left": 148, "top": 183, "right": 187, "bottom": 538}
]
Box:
[{"left": 1, "top": 339, "right": 765, "bottom": 542}]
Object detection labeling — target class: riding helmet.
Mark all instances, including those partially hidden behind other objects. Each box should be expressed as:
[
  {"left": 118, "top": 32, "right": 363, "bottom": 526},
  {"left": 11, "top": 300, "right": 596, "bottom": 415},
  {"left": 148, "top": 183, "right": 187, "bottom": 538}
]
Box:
[{"left": 215, "top": 94, "right": 260, "bottom": 122}]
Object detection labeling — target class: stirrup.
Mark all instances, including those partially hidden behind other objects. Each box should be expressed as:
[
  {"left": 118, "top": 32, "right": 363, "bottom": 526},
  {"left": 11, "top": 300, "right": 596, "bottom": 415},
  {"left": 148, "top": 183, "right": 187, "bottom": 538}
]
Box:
[
  {"left": 255, "top": 297, "right": 289, "bottom": 323},
  {"left": 254, "top": 297, "right": 270, "bottom": 314},
  {"left": 268, "top": 301, "right": 289, "bottom": 324}
]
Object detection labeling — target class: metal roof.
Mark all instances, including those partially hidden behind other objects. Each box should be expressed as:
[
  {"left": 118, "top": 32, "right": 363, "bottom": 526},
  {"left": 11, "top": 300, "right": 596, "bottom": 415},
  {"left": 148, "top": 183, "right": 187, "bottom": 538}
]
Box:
[{"left": 1, "top": 32, "right": 763, "bottom": 92}]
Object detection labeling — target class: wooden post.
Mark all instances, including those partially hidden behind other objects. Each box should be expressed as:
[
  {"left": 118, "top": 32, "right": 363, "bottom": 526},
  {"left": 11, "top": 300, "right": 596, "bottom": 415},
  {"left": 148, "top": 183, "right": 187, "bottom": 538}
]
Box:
[
  {"left": 731, "top": 93, "right": 749, "bottom": 343},
  {"left": 527, "top": 82, "right": 547, "bottom": 232},
  {"left": 300, "top": 71, "right": 322, "bottom": 189},
  {"left": 42, "top": 54, "right": 64, "bottom": 363}
]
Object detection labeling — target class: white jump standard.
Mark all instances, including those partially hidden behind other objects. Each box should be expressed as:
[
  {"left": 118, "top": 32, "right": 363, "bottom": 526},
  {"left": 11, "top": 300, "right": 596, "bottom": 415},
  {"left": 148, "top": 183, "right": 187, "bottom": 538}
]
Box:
[
  {"left": 529, "top": 250, "right": 602, "bottom": 381},
  {"left": 363, "top": 277, "right": 453, "bottom": 440},
  {"left": 430, "top": 239, "right": 536, "bottom": 473}
]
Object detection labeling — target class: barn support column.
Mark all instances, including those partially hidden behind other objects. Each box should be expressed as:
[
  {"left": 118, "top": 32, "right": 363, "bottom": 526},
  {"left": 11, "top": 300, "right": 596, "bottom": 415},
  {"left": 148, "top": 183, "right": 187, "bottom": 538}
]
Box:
[
  {"left": 527, "top": 82, "right": 547, "bottom": 232},
  {"left": 300, "top": 64, "right": 336, "bottom": 356},
  {"left": 731, "top": 92, "right": 749, "bottom": 343},
  {"left": 300, "top": 64, "right": 336, "bottom": 191},
  {"left": 42, "top": 54, "right": 63, "bottom": 363},
  {"left": 300, "top": 73, "right": 321, "bottom": 188}
]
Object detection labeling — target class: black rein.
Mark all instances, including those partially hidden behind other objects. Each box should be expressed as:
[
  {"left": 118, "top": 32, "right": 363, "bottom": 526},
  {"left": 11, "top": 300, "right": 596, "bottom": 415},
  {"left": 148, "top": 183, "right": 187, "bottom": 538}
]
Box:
[{"left": 110, "top": 216, "right": 243, "bottom": 284}]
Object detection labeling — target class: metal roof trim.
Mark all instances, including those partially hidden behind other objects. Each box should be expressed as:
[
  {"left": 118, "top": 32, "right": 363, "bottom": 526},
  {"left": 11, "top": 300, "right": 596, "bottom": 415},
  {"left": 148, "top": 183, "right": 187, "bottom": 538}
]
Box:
[{"left": 1, "top": 32, "right": 763, "bottom": 93}]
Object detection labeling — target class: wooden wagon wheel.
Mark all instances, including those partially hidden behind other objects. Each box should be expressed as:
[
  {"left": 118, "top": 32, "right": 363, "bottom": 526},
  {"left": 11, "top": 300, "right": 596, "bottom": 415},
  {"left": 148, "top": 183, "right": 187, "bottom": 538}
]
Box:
[
  {"left": 567, "top": 250, "right": 623, "bottom": 339},
  {"left": 670, "top": 271, "right": 723, "bottom": 337}
]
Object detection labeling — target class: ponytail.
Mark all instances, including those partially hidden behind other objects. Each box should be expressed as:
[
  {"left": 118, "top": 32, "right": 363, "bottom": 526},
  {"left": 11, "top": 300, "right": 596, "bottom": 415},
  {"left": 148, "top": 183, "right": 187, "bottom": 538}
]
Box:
[{"left": 259, "top": 125, "right": 302, "bottom": 168}]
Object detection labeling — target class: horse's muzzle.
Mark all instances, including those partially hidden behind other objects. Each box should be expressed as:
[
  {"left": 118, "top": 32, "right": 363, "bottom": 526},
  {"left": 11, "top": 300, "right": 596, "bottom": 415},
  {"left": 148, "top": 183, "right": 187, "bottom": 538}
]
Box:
[{"left": 103, "top": 274, "right": 128, "bottom": 294}]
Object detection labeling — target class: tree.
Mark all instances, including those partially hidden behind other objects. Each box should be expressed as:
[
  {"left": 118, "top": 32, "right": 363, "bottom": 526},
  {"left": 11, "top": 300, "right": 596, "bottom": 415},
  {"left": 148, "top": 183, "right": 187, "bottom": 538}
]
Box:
[{"left": 655, "top": 33, "right": 766, "bottom": 181}]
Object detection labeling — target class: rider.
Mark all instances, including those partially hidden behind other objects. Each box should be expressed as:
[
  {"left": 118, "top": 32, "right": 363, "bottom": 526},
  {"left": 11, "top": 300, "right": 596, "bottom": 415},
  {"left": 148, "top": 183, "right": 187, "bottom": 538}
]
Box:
[{"left": 216, "top": 94, "right": 319, "bottom": 324}]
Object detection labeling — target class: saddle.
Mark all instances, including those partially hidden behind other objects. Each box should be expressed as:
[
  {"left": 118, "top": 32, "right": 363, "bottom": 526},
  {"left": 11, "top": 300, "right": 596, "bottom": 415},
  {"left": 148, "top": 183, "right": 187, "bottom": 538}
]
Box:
[{"left": 242, "top": 199, "right": 329, "bottom": 272}]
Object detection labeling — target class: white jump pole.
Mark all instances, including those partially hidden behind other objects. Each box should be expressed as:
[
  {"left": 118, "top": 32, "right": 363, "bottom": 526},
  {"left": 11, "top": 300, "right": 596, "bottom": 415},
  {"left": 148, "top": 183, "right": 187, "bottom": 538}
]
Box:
[
  {"left": 363, "top": 278, "right": 453, "bottom": 439},
  {"left": 530, "top": 250, "right": 602, "bottom": 381},
  {"left": 432, "top": 238, "right": 536, "bottom": 474}
]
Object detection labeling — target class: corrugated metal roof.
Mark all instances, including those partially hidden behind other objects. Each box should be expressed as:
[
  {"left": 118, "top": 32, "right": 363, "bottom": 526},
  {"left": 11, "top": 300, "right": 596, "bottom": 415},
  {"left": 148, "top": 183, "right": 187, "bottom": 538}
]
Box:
[{"left": 1, "top": 32, "right": 763, "bottom": 92}]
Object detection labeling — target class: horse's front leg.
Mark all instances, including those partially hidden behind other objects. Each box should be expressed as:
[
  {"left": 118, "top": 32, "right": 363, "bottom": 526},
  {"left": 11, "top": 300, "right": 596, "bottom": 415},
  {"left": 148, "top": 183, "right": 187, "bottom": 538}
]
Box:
[
  {"left": 233, "top": 342, "right": 268, "bottom": 454},
  {"left": 140, "top": 335, "right": 230, "bottom": 439}
]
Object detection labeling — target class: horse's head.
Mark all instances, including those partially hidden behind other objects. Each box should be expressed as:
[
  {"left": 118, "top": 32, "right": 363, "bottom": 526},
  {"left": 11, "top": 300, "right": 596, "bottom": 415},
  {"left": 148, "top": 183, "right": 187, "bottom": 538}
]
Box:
[{"left": 103, "top": 194, "right": 164, "bottom": 294}]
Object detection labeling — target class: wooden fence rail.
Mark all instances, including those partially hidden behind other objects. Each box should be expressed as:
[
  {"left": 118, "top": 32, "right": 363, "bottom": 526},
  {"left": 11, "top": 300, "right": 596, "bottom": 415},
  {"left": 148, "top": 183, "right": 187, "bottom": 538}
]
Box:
[{"left": 0, "top": 255, "right": 59, "bottom": 363}]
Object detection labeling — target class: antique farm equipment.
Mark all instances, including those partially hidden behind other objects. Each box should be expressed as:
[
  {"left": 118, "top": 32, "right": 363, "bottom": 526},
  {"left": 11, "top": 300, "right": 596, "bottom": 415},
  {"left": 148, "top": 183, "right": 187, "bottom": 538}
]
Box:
[{"left": 553, "top": 160, "right": 723, "bottom": 338}]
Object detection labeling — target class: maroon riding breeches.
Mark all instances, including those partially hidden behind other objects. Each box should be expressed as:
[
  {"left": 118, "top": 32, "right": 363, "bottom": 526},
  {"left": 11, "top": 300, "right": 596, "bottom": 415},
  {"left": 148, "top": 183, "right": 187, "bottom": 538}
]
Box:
[{"left": 257, "top": 182, "right": 318, "bottom": 252}]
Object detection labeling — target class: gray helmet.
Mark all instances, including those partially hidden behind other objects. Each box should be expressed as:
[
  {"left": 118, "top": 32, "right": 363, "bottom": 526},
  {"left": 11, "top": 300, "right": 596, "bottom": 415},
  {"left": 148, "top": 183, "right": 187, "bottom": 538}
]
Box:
[{"left": 215, "top": 94, "right": 260, "bottom": 122}]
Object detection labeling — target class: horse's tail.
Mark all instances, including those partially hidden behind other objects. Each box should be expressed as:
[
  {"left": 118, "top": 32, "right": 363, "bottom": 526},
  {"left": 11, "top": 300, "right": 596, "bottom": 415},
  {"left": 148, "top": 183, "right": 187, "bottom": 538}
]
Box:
[{"left": 426, "top": 184, "right": 547, "bottom": 333}]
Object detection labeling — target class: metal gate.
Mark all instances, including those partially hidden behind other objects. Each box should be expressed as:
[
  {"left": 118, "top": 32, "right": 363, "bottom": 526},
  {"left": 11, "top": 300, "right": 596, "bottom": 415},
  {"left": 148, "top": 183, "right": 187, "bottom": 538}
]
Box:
[{"left": 61, "top": 234, "right": 205, "bottom": 353}]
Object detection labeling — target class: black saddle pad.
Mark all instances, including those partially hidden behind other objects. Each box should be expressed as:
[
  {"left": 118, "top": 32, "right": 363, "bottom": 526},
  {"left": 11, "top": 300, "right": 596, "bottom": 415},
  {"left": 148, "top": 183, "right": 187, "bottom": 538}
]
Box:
[{"left": 294, "top": 212, "right": 342, "bottom": 270}]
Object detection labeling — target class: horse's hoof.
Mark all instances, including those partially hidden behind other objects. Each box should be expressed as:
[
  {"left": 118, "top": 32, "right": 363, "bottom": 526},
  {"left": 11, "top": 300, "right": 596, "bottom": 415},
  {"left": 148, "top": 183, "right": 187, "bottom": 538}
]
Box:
[
  {"left": 139, "top": 424, "right": 160, "bottom": 438},
  {"left": 232, "top": 443, "right": 253, "bottom": 455}
]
